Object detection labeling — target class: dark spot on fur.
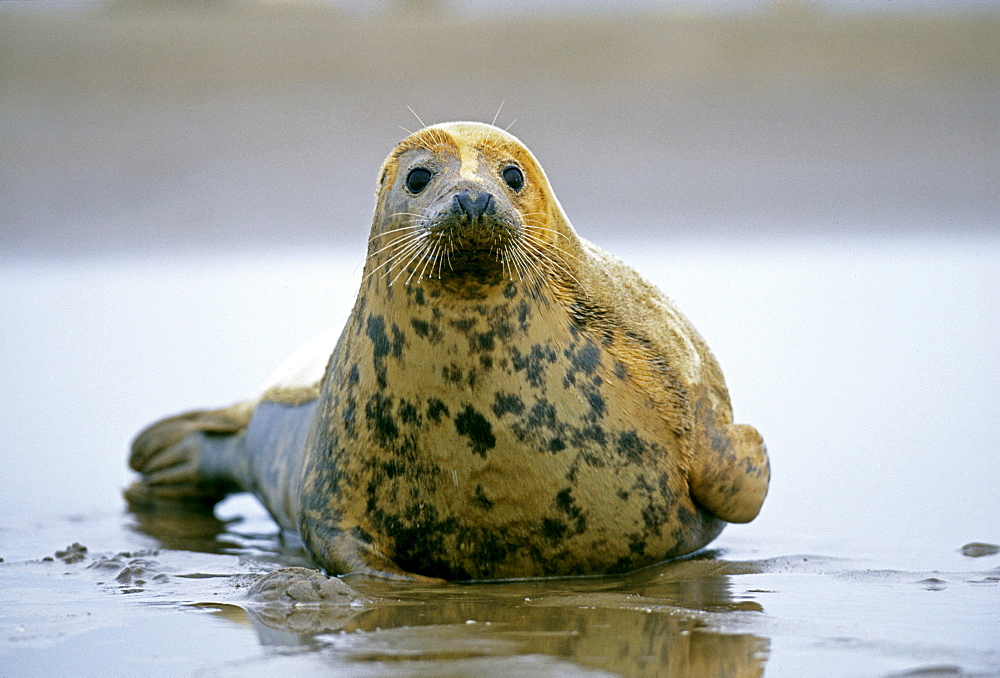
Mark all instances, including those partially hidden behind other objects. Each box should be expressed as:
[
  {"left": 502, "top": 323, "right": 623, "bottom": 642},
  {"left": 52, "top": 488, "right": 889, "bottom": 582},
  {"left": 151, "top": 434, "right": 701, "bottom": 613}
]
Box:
[
  {"left": 614, "top": 361, "right": 628, "bottom": 380},
  {"left": 628, "top": 536, "right": 647, "bottom": 555},
  {"left": 573, "top": 424, "right": 607, "bottom": 448},
  {"left": 565, "top": 463, "right": 578, "bottom": 484},
  {"left": 472, "top": 484, "right": 493, "bottom": 511},
  {"left": 379, "top": 502, "right": 464, "bottom": 579},
  {"left": 527, "top": 399, "right": 557, "bottom": 430},
  {"left": 391, "top": 324, "right": 405, "bottom": 359},
  {"left": 414, "top": 287, "right": 426, "bottom": 305},
  {"left": 617, "top": 489, "right": 630, "bottom": 501},
  {"left": 617, "top": 431, "right": 647, "bottom": 463},
  {"left": 492, "top": 392, "right": 525, "bottom": 417},
  {"left": 367, "top": 315, "right": 389, "bottom": 358},
  {"left": 365, "top": 394, "right": 397, "bottom": 444},
  {"left": 454, "top": 405, "right": 496, "bottom": 457},
  {"left": 426, "top": 398, "right": 449, "bottom": 423},
  {"left": 381, "top": 459, "right": 405, "bottom": 479},
  {"left": 572, "top": 341, "right": 600, "bottom": 376},
  {"left": 472, "top": 531, "right": 513, "bottom": 570},
  {"left": 347, "top": 363, "right": 360, "bottom": 386},
  {"left": 342, "top": 396, "right": 357, "bottom": 437},
  {"left": 586, "top": 391, "right": 606, "bottom": 418},
  {"left": 479, "top": 355, "right": 493, "bottom": 371},
  {"left": 676, "top": 505, "right": 698, "bottom": 532},
  {"left": 411, "top": 318, "right": 430, "bottom": 338},
  {"left": 642, "top": 502, "right": 670, "bottom": 535},
  {"left": 555, "top": 487, "right": 587, "bottom": 534},
  {"left": 517, "top": 301, "right": 531, "bottom": 327},
  {"left": 398, "top": 399, "right": 420, "bottom": 426},
  {"left": 366, "top": 314, "right": 390, "bottom": 389},
  {"left": 442, "top": 364, "right": 463, "bottom": 384},
  {"left": 549, "top": 437, "right": 566, "bottom": 453},
  {"left": 542, "top": 517, "right": 567, "bottom": 542},
  {"left": 503, "top": 282, "right": 517, "bottom": 299},
  {"left": 487, "top": 314, "right": 513, "bottom": 342},
  {"left": 510, "top": 344, "right": 556, "bottom": 388},
  {"left": 472, "top": 331, "right": 494, "bottom": 352},
  {"left": 452, "top": 317, "right": 475, "bottom": 333}
]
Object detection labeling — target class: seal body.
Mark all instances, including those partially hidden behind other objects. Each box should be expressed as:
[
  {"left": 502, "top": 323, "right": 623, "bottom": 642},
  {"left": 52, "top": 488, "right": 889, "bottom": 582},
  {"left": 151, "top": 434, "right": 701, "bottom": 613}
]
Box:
[{"left": 128, "top": 122, "right": 769, "bottom": 580}]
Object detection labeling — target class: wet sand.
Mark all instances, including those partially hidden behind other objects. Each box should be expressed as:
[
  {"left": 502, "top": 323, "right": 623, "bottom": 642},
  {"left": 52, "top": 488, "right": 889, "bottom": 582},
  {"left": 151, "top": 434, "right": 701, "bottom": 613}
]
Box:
[{"left": 2, "top": 3, "right": 999, "bottom": 677}]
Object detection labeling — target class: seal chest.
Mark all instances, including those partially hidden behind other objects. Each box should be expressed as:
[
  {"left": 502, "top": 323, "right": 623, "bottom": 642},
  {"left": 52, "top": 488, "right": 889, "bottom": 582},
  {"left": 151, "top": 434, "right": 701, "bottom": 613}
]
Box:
[{"left": 128, "top": 121, "right": 769, "bottom": 581}]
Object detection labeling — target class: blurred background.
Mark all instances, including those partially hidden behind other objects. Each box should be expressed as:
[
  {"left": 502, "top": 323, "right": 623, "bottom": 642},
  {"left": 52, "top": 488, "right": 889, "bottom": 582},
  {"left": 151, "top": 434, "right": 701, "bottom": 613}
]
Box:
[{"left": 2, "top": 0, "right": 996, "bottom": 257}]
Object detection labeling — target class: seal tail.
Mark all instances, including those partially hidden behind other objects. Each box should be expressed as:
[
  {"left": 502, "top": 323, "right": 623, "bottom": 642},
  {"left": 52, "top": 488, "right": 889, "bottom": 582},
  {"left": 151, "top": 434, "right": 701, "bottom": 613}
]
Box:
[{"left": 125, "top": 402, "right": 254, "bottom": 510}]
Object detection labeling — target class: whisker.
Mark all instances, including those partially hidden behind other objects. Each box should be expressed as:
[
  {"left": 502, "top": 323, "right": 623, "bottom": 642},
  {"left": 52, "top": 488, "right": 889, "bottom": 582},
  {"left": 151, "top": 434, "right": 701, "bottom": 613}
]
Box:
[
  {"left": 520, "top": 232, "right": 585, "bottom": 264},
  {"left": 413, "top": 238, "right": 440, "bottom": 285},
  {"left": 407, "top": 105, "right": 426, "bottom": 129},
  {"left": 366, "top": 232, "right": 426, "bottom": 259},
  {"left": 370, "top": 223, "right": 423, "bottom": 239},
  {"left": 518, "top": 235, "right": 583, "bottom": 290},
  {"left": 378, "top": 236, "right": 427, "bottom": 283},
  {"left": 491, "top": 100, "right": 505, "bottom": 127},
  {"left": 389, "top": 246, "right": 423, "bottom": 287}
]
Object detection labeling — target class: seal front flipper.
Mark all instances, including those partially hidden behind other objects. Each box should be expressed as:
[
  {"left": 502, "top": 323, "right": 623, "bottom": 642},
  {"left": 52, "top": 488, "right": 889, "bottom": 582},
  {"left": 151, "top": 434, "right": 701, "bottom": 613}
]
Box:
[
  {"left": 125, "top": 401, "right": 254, "bottom": 508},
  {"left": 688, "top": 399, "right": 770, "bottom": 524}
]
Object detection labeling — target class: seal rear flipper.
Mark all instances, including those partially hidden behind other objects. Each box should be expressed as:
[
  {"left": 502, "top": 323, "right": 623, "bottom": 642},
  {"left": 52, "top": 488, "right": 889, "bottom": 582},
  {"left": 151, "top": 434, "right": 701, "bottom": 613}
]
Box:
[
  {"left": 689, "top": 421, "right": 770, "bottom": 524},
  {"left": 126, "top": 401, "right": 254, "bottom": 508}
]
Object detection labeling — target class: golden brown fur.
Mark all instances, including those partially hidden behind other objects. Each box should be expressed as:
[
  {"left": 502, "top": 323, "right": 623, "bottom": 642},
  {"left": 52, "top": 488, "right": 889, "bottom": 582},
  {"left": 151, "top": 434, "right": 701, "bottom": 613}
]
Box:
[{"left": 128, "top": 121, "right": 768, "bottom": 580}]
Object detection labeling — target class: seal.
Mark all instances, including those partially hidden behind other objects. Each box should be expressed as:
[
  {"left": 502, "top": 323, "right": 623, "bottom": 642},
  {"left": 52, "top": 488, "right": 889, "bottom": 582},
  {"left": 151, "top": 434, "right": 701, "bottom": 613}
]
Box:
[{"left": 127, "top": 121, "right": 769, "bottom": 580}]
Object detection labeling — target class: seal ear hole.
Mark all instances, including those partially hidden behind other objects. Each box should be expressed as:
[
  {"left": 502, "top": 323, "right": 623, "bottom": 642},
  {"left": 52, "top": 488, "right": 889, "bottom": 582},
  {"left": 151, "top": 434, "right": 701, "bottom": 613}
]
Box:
[
  {"left": 406, "top": 167, "right": 433, "bottom": 194},
  {"left": 502, "top": 165, "right": 524, "bottom": 191}
]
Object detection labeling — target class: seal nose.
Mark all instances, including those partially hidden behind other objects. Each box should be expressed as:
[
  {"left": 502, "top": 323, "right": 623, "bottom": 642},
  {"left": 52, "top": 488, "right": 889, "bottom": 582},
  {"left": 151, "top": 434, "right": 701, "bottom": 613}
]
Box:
[{"left": 454, "top": 190, "right": 493, "bottom": 218}]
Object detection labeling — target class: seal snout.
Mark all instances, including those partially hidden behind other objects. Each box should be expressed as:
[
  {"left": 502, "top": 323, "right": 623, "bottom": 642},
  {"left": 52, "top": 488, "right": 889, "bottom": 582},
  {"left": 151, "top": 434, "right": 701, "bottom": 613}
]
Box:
[{"left": 453, "top": 190, "right": 494, "bottom": 219}]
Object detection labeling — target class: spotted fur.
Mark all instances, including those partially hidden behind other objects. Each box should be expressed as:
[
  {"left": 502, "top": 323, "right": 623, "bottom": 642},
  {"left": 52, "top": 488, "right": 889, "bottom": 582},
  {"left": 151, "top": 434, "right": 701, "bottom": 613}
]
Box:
[{"left": 127, "top": 122, "right": 769, "bottom": 580}]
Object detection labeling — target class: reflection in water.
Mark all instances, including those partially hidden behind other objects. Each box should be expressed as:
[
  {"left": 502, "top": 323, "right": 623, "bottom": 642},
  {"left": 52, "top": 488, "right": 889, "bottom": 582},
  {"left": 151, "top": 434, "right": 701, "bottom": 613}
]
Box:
[
  {"left": 127, "top": 501, "right": 314, "bottom": 568},
  {"left": 241, "top": 572, "right": 768, "bottom": 677},
  {"left": 131, "top": 499, "right": 769, "bottom": 676}
]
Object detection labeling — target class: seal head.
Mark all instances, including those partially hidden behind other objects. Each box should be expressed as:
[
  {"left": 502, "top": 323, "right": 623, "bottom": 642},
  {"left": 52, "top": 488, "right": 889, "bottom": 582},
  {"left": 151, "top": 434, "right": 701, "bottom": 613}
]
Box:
[{"left": 364, "top": 122, "right": 578, "bottom": 294}]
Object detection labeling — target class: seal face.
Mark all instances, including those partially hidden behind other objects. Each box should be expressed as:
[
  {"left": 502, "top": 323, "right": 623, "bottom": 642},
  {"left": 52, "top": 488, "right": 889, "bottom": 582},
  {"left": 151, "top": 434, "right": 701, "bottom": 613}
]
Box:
[{"left": 127, "top": 121, "right": 769, "bottom": 581}]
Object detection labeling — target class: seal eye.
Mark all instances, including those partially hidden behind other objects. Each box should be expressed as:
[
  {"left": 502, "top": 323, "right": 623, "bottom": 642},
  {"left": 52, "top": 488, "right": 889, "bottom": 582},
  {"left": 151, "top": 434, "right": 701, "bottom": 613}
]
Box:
[
  {"left": 502, "top": 165, "right": 524, "bottom": 191},
  {"left": 406, "top": 167, "right": 432, "bottom": 194}
]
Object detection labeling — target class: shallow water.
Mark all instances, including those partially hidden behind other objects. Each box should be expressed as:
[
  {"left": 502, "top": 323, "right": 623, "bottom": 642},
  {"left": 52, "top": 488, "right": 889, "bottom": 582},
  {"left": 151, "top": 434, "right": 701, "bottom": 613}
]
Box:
[{"left": 1, "top": 239, "right": 998, "bottom": 677}]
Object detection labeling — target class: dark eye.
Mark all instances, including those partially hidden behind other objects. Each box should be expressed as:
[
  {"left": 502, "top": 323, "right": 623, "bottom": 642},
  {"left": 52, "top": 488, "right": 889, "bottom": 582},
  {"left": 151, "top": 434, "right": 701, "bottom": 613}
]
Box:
[
  {"left": 406, "top": 167, "right": 432, "bottom": 194},
  {"left": 502, "top": 165, "right": 524, "bottom": 191}
]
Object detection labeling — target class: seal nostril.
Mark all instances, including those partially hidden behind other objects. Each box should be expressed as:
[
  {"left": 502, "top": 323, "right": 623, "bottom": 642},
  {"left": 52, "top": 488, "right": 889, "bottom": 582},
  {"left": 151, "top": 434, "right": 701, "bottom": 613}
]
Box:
[{"left": 455, "top": 190, "right": 493, "bottom": 218}]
